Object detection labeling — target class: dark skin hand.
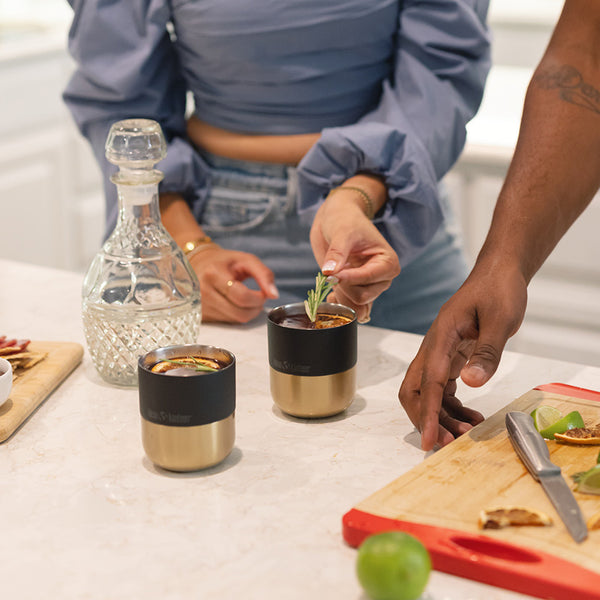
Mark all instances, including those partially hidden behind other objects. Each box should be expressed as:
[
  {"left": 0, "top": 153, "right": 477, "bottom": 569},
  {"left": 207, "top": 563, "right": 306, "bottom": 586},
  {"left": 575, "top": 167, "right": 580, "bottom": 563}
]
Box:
[
  {"left": 399, "top": 260, "right": 527, "bottom": 450},
  {"left": 399, "top": 0, "right": 600, "bottom": 451}
]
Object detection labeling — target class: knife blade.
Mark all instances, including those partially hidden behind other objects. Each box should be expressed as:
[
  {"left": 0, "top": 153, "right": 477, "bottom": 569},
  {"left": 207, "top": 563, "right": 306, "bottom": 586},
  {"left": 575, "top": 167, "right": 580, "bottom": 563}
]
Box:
[{"left": 505, "top": 411, "right": 588, "bottom": 543}]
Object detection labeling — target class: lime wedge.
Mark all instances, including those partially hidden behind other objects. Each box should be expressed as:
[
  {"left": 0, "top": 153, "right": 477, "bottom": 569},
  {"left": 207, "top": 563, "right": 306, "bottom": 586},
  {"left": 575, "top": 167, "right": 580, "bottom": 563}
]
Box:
[
  {"left": 530, "top": 406, "right": 563, "bottom": 433},
  {"left": 539, "top": 410, "right": 585, "bottom": 440},
  {"left": 574, "top": 465, "right": 600, "bottom": 495}
]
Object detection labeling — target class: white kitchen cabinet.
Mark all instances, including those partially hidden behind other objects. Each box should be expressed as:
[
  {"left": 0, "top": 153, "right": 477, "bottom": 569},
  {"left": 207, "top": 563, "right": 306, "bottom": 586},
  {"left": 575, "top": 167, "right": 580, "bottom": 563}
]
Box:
[
  {"left": 0, "top": 126, "right": 71, "bottom": 268},
  {"left": 0, "top": 23, "right": 104, "bottom": 273}
]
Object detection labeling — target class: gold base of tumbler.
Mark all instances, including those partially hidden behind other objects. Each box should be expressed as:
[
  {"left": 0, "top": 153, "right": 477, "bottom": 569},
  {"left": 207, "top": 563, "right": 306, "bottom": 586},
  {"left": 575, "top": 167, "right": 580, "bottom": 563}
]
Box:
[
  {"left": 141, "top": 413, "right": 235, "bottom": 472},
  {"left": 270, "top": 366, "right": 356, "bottom": 418}
]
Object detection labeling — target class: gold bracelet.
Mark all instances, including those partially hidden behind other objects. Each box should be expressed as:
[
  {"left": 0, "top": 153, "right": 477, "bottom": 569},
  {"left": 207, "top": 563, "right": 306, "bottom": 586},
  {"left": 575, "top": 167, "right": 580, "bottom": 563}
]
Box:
[
  {"left": 183, "top": 236, "right": 218, "bottom": 261},
  {"left": 183, "top": 236, "right": 213, "bottom": 255},
  {"left": 328, "top": 186, "right": 375, "bottom": 220}
]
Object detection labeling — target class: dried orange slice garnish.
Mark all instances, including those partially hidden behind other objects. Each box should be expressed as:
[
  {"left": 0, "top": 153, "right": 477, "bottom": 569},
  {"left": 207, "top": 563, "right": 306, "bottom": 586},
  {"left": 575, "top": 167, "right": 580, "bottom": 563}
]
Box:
[
  {"left": 554, "top": 427, "right": 600, "bottom": 445},
  {"left": 587, "top": 511, "right": 600, "bottom": 531},
  {"left": 150, "top": 356, "right": 220, "bottom": 373},
  {"left": 478, "top": 507, "right": 553, "bottom": 530}
]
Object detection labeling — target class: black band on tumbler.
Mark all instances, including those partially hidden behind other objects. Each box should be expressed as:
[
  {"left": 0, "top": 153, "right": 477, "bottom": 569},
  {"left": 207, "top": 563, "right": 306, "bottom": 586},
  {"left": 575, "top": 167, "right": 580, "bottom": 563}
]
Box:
[
  {"left": 139, "top": 362, "right": 235, "bottom": 427},
  {"left": 268, "top": 311, "right": 357, "bottom": 377}
]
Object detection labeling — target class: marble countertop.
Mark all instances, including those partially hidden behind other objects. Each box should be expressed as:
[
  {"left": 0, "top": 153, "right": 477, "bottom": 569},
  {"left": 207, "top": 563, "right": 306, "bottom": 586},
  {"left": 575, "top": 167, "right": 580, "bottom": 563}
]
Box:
[{"left": 2, "top": 258, "right": 600, "bottom": 599}]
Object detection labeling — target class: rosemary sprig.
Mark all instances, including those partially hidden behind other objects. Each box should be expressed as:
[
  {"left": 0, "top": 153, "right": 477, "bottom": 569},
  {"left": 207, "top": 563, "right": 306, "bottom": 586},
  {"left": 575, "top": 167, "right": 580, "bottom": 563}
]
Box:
[
  {"left": 164, "top": 358, "right": 219, "bottom": 372},
  {"left": 304, "top": 272, "right": 335, "bottom": 322}
]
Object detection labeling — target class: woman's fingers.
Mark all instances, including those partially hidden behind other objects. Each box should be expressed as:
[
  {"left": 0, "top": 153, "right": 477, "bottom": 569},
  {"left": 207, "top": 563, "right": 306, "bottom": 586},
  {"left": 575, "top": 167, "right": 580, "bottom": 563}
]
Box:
[
  {"left": 230, "top": 253, "right": 279, "bottom": 300},
  {"left": 311, "top": 193, "right": 401, "bottom": 312},
  {"left": 328, "top": 287, "right": 372, "bottom": 323},
  {"left": 190, "top": 248, "right": 276, "bottom": 323},
  {"left": 200, "top": 279, "right": 266, "bottom": 323}
]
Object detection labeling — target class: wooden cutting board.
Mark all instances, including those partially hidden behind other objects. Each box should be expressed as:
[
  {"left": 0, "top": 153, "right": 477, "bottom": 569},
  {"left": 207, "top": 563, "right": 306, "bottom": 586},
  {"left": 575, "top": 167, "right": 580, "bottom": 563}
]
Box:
[
  {"left": 343, "top": 383, "right": 600, "bottom": 600},
  {"left": 0, "top": 341, "right": 83, "bottom": 443}
]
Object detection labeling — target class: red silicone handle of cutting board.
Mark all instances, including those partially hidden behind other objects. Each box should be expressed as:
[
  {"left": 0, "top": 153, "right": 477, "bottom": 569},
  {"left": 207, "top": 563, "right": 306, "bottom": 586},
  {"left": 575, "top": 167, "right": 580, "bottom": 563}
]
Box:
[
  {"left": 535, "top": 382, "right": 600, "bottom": 402},
  {"left": 343, "top": 383, "right": 600, "bottom": 600},
  {"left": 343, "top": 509, "right": 600, "bottom": 600}
]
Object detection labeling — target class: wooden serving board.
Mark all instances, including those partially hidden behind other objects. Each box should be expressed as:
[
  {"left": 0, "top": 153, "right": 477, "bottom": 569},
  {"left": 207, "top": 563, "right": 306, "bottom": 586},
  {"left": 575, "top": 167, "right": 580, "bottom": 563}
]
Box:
[
  {"left": 0, "top": 341, "right": 83, "bottom": 443},
  {"left": 343, "top": 384, "right": 600, "bottom": 600}
]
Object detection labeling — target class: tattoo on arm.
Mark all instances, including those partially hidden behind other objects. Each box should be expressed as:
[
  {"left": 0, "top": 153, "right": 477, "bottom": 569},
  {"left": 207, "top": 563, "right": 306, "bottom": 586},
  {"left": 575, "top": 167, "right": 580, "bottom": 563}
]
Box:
[{"left": 535, "top": 65, "right": 600, "bottom": 115}]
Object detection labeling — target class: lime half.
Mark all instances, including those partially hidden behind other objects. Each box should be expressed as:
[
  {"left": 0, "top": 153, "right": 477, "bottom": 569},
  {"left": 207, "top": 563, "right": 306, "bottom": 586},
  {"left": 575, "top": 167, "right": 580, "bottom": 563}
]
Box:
[
  {"left": 575, "top": 465, "right": 600, "bottom": 495},
  {"left": 530, "top": 406, "right": 563, "bottom": 433},
  {"left": 539, "top": 410, "right": 585, "bottom": 440}
]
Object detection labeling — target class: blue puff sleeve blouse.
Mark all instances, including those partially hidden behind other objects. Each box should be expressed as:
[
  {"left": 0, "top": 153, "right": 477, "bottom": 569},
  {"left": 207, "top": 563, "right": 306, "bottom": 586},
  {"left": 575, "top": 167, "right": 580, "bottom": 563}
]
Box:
[{"left": 63, "top": 0, "right": 490, "bottom": 267}]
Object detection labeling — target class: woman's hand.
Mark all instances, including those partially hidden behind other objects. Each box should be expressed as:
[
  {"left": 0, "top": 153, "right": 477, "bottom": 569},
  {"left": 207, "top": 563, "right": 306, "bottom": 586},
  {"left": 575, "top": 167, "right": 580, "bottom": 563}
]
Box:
[
  {"left": 188, "top": 244, "right": 279, "bottom": 323},
  {"left": 310, "top": 177, "right": 400, "bottom": 323},
  {"left": 160, "top": 192, "right": 278, "bottom": 323},
  {"left": 398, "top": 261, "right": 528, "bottom": 450}
]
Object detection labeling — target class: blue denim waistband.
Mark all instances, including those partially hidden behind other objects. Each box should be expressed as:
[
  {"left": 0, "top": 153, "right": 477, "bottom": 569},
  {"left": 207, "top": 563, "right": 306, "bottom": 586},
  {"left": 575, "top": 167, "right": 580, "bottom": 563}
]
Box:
[{"left": 199, "top": 149, "right": 295, "bottom": 181}]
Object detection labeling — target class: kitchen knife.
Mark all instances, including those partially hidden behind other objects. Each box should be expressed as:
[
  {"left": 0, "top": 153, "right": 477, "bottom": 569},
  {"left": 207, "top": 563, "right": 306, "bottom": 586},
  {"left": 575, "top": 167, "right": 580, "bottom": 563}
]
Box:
[{"left": 505, "top": 411, "right": 588, "bottom": 543}]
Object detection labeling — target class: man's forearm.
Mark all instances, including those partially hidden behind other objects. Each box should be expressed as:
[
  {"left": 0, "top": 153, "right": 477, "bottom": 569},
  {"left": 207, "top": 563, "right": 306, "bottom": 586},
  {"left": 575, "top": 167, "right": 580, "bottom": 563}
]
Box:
[{"left": 477, "top": 0, "right": 600, "bottom": 282}]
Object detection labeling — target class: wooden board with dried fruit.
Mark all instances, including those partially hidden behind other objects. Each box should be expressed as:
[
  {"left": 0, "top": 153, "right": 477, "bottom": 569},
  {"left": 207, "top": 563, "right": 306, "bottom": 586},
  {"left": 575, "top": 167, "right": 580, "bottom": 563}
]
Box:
[
  {"left": 0, "top": 336, "right": 48, "bottom": 383},
  {"left": 0, "top": 339, "right": 83, "bottom": 443},
  {"left": 343, "top": 384, "right": 600, "bottom": 600}
]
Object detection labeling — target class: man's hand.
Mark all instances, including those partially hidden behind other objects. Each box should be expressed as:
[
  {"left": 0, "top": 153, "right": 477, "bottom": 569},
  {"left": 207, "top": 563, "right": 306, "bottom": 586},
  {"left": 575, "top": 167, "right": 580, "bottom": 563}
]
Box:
[{"left": 398, "top": 262, "right": 528, "bottom": 450}]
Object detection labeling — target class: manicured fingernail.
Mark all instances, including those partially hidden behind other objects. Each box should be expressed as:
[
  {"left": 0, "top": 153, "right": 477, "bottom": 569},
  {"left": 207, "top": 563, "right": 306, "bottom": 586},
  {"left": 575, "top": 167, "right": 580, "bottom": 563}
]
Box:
[
  {"left": 326, "top": 275, "right": 339, "bottom": 285},
  {"left": 321, "top": 260, "right": 336, "bottom": 273},
  {"left": 268, "top": 284, "right": 279, "bottom": 298}
]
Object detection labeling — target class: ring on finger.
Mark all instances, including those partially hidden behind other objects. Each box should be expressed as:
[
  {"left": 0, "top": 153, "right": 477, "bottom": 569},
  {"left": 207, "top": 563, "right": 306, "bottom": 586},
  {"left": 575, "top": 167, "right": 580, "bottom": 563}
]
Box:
[{"left": 225, "top": 280, "right": 235, "bottom": 295}]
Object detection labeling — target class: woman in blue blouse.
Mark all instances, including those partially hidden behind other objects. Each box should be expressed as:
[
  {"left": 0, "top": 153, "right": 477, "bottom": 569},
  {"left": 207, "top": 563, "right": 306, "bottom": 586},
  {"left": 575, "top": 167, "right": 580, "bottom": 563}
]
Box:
[{"left": 63, "top": 0, "right": 490, "bottom": 331}]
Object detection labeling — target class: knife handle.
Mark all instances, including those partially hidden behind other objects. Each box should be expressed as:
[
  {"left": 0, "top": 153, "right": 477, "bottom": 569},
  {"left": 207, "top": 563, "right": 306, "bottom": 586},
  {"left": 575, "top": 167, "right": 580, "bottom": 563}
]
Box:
[{"left": 505, "top": 411, "right": 561, "bottom": 480}]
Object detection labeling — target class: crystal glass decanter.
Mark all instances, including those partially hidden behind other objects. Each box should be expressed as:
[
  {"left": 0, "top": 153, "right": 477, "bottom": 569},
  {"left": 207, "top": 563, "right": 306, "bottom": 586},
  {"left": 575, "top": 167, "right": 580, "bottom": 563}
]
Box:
[{"left": 82, "top": 119, "right": 201, "bottom": 386}]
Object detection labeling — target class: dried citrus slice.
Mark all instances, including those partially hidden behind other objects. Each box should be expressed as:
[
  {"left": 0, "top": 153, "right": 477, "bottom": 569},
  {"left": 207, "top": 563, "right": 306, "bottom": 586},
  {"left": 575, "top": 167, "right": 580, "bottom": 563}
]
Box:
[
  {"left": 150, "top": 356, "right": 220, "bottom": 373},
  {"left": 478, "top": 507, "right": 553, "bottom": 530},
  {"left": 539, "top": 410, "right": 585, "bottom": 440},
  {"left": 554, "top": 426, "right": 600, "bottom": 445},
  {"left": 574, "top": 465, "right": 600, "bottom": 495},
  {"left": 530, "top": 406, "right": 562, "bottom": 433},
  {"left": 588, "top": 511, "right": 600, "bottom": 531}
]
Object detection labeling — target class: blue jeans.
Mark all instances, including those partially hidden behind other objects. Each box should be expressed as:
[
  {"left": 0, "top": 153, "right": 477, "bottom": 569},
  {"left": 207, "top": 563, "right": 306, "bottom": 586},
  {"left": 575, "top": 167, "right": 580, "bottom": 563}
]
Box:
[{"left": 198, "top": 152, "right": 468, "bottom": 334}]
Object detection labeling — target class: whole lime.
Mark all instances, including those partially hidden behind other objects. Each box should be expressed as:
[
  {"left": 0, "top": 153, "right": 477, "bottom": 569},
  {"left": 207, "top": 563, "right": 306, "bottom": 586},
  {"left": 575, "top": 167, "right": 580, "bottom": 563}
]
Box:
[{"left": 356, "top": 531, "right": 431, "bottom": 600}]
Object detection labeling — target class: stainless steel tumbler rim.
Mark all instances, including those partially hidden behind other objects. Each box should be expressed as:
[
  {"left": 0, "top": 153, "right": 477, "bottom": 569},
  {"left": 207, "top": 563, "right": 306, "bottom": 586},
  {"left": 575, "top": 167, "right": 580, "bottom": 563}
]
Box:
[
  {"left": 138, "top": 343, "right": 235, "bottom": 373},
  {"left": 267, "top": 302, "right": 356, "bottom": 325}
]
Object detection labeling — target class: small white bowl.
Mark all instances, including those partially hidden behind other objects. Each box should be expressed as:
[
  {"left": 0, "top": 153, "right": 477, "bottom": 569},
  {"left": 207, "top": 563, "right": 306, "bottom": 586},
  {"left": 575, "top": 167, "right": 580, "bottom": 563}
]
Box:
[{"left": 0, "top": 357, "right": 13, "bottom": 408}]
